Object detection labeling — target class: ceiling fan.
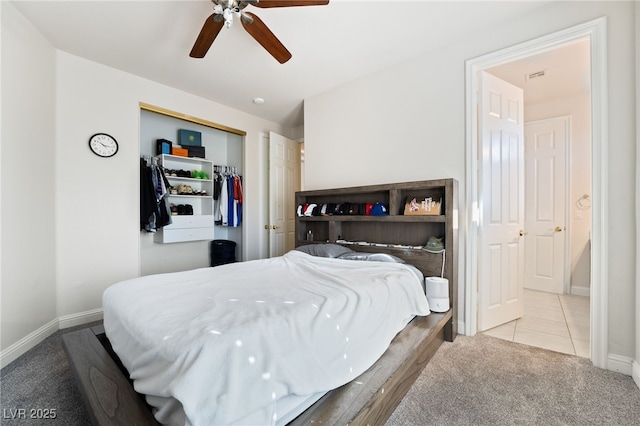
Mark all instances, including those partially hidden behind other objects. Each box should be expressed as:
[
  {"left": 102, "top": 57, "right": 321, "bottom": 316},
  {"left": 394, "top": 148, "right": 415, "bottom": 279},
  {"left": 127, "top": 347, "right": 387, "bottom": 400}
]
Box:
[{"left": 190, "top": 0, "right": 329, "bottom": 64}]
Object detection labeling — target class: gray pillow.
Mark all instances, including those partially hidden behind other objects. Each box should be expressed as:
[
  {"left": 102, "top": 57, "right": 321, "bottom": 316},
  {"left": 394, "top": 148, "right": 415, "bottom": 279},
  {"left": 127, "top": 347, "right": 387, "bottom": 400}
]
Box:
[
  {"left": 338, "top": 252, "right": 406, "bottom": 263},
  {"left": 295, "top": 243, "right": 354, "bottom": 258}
]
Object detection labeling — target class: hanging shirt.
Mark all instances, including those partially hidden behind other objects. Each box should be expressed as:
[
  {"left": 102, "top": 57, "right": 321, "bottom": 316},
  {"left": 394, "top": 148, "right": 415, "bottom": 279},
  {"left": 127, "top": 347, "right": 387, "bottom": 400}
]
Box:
[
  {"left": 234, "top": 175, "right": 243, "bottom": 203},
  {"left": 227, "top": 175, "right": 236, "bottom": 227},
  {"left": 140, "top": 159, "right": 171, "bottom": 232},
  {"left": 220, "top": 175, "right": 229, "bottom": 226},
  {"left": 234, "top": 175, "right": 243, "bottom": 227}
]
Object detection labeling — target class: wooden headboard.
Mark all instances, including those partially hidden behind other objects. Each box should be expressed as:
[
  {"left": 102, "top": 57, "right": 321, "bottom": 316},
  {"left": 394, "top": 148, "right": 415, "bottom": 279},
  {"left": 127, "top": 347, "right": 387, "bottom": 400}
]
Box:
[{"left": 295, "top": 178, "right": 458, "bottom": 338}]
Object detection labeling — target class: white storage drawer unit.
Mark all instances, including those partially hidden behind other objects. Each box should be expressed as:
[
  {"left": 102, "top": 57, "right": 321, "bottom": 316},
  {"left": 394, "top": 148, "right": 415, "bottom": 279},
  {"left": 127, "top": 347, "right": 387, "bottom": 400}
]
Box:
[
  {"left": 154, "top": 216, "right": 215, "bottom": 243},
  {"left": 154, "top": 154, "right": 215, "bottom": 244}
]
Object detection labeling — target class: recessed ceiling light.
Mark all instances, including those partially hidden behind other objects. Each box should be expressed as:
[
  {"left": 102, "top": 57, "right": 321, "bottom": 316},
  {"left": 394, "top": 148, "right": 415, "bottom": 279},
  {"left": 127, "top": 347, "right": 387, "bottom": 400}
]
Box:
[{"left": 253, "top": 97, "right": 265, "bottom": 105}]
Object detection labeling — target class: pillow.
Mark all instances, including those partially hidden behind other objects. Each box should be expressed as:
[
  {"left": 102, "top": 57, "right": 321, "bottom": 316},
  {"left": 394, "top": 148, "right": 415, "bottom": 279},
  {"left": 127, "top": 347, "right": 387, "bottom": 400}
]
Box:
[
  {"left": 338, "top": 252, "right": 406, "bottom": 263},
  {"left": 295, "top": 243, "right": 354, "bottom": 258}
]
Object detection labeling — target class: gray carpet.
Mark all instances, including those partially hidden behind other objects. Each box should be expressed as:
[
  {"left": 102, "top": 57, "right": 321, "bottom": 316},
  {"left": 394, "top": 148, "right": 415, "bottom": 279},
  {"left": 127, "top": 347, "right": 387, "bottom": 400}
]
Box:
[
  {"left": 1, "top": 326, "right": 639, "bottom": 425},
  {"left": 386, "top": 333, "right": 640, "bottom": 426},
  {"left": 0, "top": 323, "right": 96, "bottom": 425}
]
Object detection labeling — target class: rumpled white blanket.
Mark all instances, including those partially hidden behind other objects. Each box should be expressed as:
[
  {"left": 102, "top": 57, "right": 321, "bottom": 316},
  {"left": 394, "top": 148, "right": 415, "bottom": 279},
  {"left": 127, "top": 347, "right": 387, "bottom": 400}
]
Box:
[{"left": 103, "top": 250, "right": 429, "bottom": 425}]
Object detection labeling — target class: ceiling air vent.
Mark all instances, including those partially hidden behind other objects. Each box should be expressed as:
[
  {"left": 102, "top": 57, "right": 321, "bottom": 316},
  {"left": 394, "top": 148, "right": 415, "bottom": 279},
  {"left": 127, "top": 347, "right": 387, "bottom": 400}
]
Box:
[{"left": 526, "top": 69, "right": 547, "bottom": 81}]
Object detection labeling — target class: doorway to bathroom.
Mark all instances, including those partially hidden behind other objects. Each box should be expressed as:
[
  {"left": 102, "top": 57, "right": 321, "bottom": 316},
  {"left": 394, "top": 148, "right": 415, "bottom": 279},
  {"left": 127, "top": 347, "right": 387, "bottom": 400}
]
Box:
[{"left": 465, "top": 18, "right": 607, "bottom": 367}]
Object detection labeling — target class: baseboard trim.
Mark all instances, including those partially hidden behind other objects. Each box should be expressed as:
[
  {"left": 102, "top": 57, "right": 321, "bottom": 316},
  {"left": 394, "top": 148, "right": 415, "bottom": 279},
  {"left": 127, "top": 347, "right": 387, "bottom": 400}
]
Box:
[
  {"left": 59, "top": 308, "right": 103, "bottom": 329},
  {"left": 0, "top": 309, "right": 104, "bottom": 369},
  {"left": 607, "top": 353, "right": 634, "bottom": 375},
  {"left": 570, "top": 285, "right": 590, "bottom": 297},
  {"left": 0, "top": 318, "right": 58, "bottom": 369},
  {"left": 632, "top": 359, "right": 640, "bottom": 390}
]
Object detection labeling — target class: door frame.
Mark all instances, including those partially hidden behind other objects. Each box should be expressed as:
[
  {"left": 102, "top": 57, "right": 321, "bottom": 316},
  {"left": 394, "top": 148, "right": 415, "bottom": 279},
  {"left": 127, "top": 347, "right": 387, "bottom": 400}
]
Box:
[
  {"left": 267, "top": 132, "right": 301, "bottom": 258},
  {"left": 464, "top": 17, "right": 608, "bottom": 368}
]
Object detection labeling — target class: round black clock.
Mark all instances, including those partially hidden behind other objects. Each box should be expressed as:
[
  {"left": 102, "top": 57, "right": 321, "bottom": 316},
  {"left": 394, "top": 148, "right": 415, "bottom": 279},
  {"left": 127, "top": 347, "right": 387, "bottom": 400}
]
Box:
[{"left": 89, "top": 133, "right": 119, "bottom": 158}]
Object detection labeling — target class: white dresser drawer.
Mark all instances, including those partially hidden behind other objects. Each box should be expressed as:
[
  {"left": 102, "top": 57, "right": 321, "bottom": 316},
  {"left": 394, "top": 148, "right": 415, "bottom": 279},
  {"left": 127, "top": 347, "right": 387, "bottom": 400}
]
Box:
[
  {"left": 154, "top": 226, "right": 215, "bottom": 244},
  {"left": 163, "top": 215, "right": 214, "bottom": 230}
]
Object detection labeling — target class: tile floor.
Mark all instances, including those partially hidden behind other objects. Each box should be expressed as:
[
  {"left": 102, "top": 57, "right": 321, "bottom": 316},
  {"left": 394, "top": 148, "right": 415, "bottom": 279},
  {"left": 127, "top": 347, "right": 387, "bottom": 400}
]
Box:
[{"left": 482, "top": 289, "right": 590, "bottom": 358}]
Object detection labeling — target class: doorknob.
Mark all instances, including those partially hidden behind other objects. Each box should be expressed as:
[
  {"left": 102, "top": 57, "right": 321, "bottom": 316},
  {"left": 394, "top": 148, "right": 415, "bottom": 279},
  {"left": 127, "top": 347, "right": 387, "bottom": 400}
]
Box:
[
  {"left": 519, "top": 230, "right": 528, "bottom": 237},
  {"left": 272, "top": 225, "right": 279, "bottom": 230},
  {"left": 555, "top": 226, "right": 564, "bottom": 232}
]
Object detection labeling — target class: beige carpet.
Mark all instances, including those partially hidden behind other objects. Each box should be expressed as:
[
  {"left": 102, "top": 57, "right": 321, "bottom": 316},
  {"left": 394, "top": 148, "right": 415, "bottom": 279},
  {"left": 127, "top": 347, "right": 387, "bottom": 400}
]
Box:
[{"left": 386, "top": 333, "right": 640, "bottom": 426}]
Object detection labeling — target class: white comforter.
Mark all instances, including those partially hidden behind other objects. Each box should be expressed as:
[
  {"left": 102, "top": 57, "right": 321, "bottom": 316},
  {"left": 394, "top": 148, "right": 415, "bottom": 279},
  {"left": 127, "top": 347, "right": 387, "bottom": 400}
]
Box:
[{"left": 103, "top": 250, "right": 429, "bottom": 425}]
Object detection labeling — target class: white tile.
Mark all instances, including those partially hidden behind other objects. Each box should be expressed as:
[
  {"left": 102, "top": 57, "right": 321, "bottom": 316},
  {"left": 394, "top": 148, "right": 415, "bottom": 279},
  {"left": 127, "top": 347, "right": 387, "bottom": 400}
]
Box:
[
  {"left": 490, "top": 290, "right": 591, "bottom": 358},
  {"left": 482, "top": 320, "right": 516, "bottom": 341},
  {"left": 564, "top": 311, "right": 589, "bottom": 328},
  {"left": 524, "top": 304, "right": 567, "bottom": 323},
  {"left": 573, "top": 338, "right": 590, "bottom": 358},
  {"left": 514, "top": 328, "right": 576, "bottom": 355},
  {"left": 567, "top": 322, "right": 590, "bottom": 342},
  {"left": 516, "top": 316, "right": 570, "bottom": 337},
  {"left": 559, "top": 293, "right": 589, "bottom": 305},
  {"left": 524, "top": 290, "right": 562, "bottom": 311},
  {"left": 560, "top": 294, "right": 590, "bottom": 315}
]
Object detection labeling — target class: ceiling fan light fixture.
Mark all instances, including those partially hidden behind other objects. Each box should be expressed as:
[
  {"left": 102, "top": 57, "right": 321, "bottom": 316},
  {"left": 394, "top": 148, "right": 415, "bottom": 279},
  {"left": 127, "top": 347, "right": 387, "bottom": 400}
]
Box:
[{"left": 223, "top": 8, "right": 234, "bottom": 27}]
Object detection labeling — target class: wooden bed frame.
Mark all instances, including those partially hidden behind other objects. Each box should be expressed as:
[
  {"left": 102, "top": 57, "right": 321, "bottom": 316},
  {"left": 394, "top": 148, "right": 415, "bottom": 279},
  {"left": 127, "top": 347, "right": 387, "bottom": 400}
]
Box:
[
  {"left": 62, "top": 179, "right": 458, "bottom": 425},
  {"left": 62, "top": 309, "right": 452, "bottom": 426}
]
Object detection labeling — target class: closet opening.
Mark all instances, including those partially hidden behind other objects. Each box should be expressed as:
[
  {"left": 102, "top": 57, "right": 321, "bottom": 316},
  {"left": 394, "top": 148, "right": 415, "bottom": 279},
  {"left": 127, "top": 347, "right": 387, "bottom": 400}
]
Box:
[{"left": 138, "top": 103, "right": 246, "bottom": 276}]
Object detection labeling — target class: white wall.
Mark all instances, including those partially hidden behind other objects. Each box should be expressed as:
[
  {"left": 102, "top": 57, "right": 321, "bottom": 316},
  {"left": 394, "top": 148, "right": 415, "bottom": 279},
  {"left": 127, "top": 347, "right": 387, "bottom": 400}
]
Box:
[
  {"left": 54, "top": 51, "right": 287, "bottom": 318},
  {"left": 1, "top": 1, "right": 291, "bottom": 361},
  {"left": 305, "top": 1, "right": 637, "bottom": 363},
  {"left": 1, "top": 2, "right": 57, "bottom": 354}
]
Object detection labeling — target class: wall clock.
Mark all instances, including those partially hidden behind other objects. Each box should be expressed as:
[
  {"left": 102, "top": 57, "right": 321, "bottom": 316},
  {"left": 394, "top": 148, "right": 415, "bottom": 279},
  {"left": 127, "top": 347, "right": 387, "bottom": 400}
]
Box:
[{"left": 89, "top": 133, "right": 119, "bottom": 158}]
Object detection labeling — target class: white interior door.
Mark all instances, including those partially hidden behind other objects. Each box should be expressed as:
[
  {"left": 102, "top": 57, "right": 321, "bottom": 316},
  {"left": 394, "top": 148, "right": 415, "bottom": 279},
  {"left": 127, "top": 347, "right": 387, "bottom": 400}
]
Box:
[
  {"left": 478, "top": 71, "right": 525, "bottom": 332},
  {"left": 268, "top": 132, "right": 300, "bottom": 257},
  {"left": 524, "top": 117, "right": 569, "bottom": 294}
]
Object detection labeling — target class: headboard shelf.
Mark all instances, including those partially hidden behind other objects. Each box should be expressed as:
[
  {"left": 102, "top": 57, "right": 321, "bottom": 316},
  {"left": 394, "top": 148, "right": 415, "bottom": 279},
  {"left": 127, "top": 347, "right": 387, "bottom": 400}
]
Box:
[
  {"left": 296, "top": 178, "right": 458, "bottom": 338},
  {"left": 297, "top": 215, "right": 446, "bottom": 223}
]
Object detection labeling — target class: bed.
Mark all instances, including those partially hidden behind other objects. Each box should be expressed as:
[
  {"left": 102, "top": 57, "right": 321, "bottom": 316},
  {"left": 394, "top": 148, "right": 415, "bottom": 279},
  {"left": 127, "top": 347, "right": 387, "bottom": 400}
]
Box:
[
  {"left": 62, "top": 179, "right": 458, "bottom": 426},
  {"left": 62, "top": 244, "right": 454, "bottom": 426}
]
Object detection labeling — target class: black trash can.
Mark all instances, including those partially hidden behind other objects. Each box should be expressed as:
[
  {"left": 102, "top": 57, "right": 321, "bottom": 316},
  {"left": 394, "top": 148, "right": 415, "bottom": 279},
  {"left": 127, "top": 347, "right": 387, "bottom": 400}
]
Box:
[{"left": 210, "top": 240, "right": 236, "bottom": 267}]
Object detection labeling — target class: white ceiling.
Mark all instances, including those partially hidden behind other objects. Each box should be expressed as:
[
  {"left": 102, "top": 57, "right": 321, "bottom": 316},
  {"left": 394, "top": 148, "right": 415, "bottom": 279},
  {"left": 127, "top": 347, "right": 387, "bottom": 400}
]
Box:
[
  {"left": 488, "top": 38, "right": 591, "bottom": 105},
  {"left": 12, "top": 0, "right": 560, "bottom": 128}
]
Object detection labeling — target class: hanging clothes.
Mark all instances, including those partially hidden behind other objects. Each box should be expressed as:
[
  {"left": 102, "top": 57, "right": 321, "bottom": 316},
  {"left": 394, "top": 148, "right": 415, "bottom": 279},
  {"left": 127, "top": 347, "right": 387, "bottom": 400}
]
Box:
[
  {"left": 215, "top": 166, "right": 243, "bottom": 228},
  {"left": 213, "top": 171, "right": 224, "bottom": 225},
  {"left": 227, "top": 174, "right": 236, "bottom": 227},
  {"left": 220, "top": 174, "right": 229, "bottom": 226},
  {"left": 233, "top": 174, "right": 243, "bottom": 227},
  {"left": 140, "top": 157, "right": 172, "bottom": 232}
]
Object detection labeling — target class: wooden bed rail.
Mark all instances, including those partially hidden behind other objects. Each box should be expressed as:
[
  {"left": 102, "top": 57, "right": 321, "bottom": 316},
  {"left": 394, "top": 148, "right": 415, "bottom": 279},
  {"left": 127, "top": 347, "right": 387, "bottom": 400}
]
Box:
[
  {"left": 63, "top": 311, "right": 451, "bottom": 426},
  {"left": 61, "top": 326, "right": 159, "bottom": 425}
]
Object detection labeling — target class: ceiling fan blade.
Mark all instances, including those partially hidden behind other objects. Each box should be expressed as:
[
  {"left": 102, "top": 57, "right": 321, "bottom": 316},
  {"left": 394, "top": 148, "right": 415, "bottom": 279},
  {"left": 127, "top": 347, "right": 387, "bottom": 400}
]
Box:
[
  {"left": 241, "top": 12, "right": 292, "bottom": 64},
  {"left": 253, "top": 0, "right": 329, "bottom": 8},
  {"left": 190, "top": 14, "right": 225, "bottom": 58}
]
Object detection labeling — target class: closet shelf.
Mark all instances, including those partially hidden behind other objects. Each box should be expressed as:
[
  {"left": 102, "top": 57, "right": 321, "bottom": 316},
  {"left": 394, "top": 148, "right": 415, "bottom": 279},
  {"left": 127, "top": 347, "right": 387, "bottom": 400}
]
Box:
[
  {"left": 154, "top": 154, "right": 215, "bottom": 244},
  {"left": 168, "top": 194, "right": 213, "bottom": 199},
  {"left": 165, "top": 176, "right": 213, "bottom": 183}
]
